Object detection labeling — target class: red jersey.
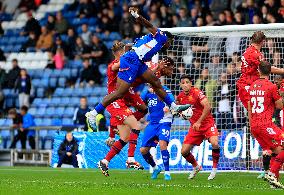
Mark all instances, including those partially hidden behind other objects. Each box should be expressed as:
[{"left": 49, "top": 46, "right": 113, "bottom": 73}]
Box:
[
  {"left": 249, "top": 78, "right": 281, "bottom": 128},
  {"left": 177, "top": 87, "right": 215, "bottom": 128},
  {"left": 238, "top": 45, "right": 264, "bottom": 85},
  {"left": 107, "top": 59, "right": 119, "bottom": 94}
]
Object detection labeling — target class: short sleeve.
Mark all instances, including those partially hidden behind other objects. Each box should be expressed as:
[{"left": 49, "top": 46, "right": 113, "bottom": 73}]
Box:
[
  {"left": 194, "top": 88, "right": 206, "bottom": 101},
  {"left": 155, "top": 29, "right": 168, "bottom": 44}
]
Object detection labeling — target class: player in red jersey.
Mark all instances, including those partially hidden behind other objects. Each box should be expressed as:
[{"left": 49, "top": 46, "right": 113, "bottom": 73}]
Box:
[
  {"left": 176, "top": 75, "right": 220, "bottom": 180},
  {"left": 237, "top": 31, "right": 284, "bottom": 109},
  {"left": 249, "top": 61, "right": 284, "bottom": 188}
]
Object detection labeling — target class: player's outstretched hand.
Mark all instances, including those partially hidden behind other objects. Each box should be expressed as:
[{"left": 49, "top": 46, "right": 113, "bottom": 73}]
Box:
[
  {"left": 192, "top": 121, "right": 201, "bottom": 131},
  {"left": 129, "top": 7, "right": 139, "bottom": 18},
  {"left": 105, "top": 137, "right": 115, "bottom": 147}
]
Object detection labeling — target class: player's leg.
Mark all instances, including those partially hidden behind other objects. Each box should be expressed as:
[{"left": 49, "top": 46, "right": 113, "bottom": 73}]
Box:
[
  {"left": 98, "top": 125, "right": 130, "bottom": 176},
  {"left": 257, "top": 150, "right": 272, "bottom": 179},
  {"left": 123, "top": 115, "right": 144, "bottom": 169},
  {"left": 208, "top": 135, "right": 220, "bottom": 180},
  {"left": 139, "top": 68, "right": 190, "bottom": 113},
  {"left": 158, "top": 123, "right": 171, "bottom": 180}
]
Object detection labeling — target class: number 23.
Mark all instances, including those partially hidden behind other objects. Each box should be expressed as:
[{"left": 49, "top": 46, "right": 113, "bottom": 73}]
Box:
[{"left": 251, "top": 97, "right": 264, "bottom": 113}]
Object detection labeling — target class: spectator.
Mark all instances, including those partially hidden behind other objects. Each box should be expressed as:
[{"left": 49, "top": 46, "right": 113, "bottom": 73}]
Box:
[
  {"left": 149, "top": 12, "right": 160, "bottom": 28},
  {"left": 237, "top": 0, "right": 258, "bottom": 24},
  {"left": 9, "top": 108, "right": 24, "bottom": 149},
  {"left": 73, "top": 96, "right": 91, "bottom": 131},
  {"left": 195, "top": 68, "right": 217, "bottom": 107},
  {"left": 190, "top": 7, "right": 199, "bottom": 27},
  {"left": 196, "top": 17, "right": 204, "bottom": 27},
  {"left": 210, "top": 0, "right": 230, "bottom": 18},
  {"left": 21, "top": 31, "right": 37, "bottom": 51},
  {"left": 265, "top": 0, "right": 279, "bottom": 16},
  {"left": 66, "top": 28, "right": 77, "bottom": 49},
  {"left": 78, "top": 0, "right": 97, "bottom": 18},
  {"left": 267, "top": 12, "right": 277, "bottom": 23},
  {"left": 186, "top": 58, "right": 202, "bottom": 82},
  {"left": 0, "top": 21, "right": 4, "bottom": 36},
  {"left": 51, "top": 36, "right": 68, "bottom": 56},
  {"left": 132, "top": 24, "right": 144, "bottom": 41},
  {"left": 119, "top": 11, "right": 133, "bottom": 39},
  {"left": 18, "top": 0, "right": 36, "bottom": 13},
  {"left": 205, "top": 13, "right": 217, "bottom": 26},
  {"left": 204, "top": 55, "right": 225, "bottom": 80},
  {"left": 217, "top": 12, "right": 227, "bottom": 25},
  {"left": 79, "top": 58, "right": 101, "bottom": 87},
  {"left": 20, "top": 106, "right": 35, "bottom": 149},
  {"left": 214, "top": 72, "right": 234, "bottom": 129},
  {"left": 89, "top": 35, "right": 109, "bottom": 65},
  {"left": 0, "top": 66, "right": 6, "bottom": 88},
  {"left": 0, "top": 47, "right": 6, "bottom": 61},
  {"left": 177, "top": 8, "right": 191, "bottom": 27},
  {"left": 234, "top": 11, "right": 244, "bottom": 25},
  {"left": 46, "top": 14, "right": 55, "bottom": 32},
  {"left": 224, "top": 9, "right": 234, "bottom": 25},
  {"left": 57, "top": 132, "right": 79, "bottom": 168},
  {"left": 53, "top": 48, "right": 65, "bottom": 70},
  {"left": 170, "top": 0, "right": 187, "bottom": 15},
  {"left": 107, "top": 10, "right": 120, "bottom": 32},
  {"left": 160, "top": 5, "right": 173, "bottom": 27},
  {"left": 54, "top": 11, "right": 69, "bottom": 34},
  {"left": 278, "top": 0, "right": 284, "bottom": 20},
  {"left": 252, "top": 14, "right": 262, "bottom": 24},
  {"left": 21, "top": 12, "right": 41, "bottom": 37},
  {"left": 71, "top": 37, "right": 90, "bottom": 60},
  {"left": 261, "top": 5, "right": 269, "bottom": 23},
  {"left": 15, "top": 69, "right": 31, "bottom": 108},
  {"left": 36, "top": 26, "right": 53, "bottom": 51},
  {"left": 5, "top": 59, "right": 20, "bottom": 89},
  {"left": 80, "top": 24, "right": 92, "bottom": 46}
]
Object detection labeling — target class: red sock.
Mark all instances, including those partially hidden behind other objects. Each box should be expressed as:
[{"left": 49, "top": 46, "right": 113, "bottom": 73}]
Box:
[
  {"left": 184, "top": 152, "right": 198, "bottom": 167},
  {"left": 212, "top": 148, "right": 220, "bottom": 168},
  {"left": 270, "top": 154, "right": 278, "bottom": 178},
  {"left": 270, "top": 151, "right": 284, "bottom": 179},
  {"left": 105, "top": 139, "right": 127, "bottom": 162},
  {"left": 128, "top": 129, "right": 140, "bottom": 158},
  {"left": 133, "top": 110, "right": 147, "bottom": 121}
]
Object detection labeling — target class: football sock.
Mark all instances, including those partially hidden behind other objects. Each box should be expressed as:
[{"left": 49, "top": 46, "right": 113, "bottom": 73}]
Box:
[
  {"left": 133, "top": 109, "right": 147, "bottom": 121},
  {"left": 142, "top": 152, "right": 156, "bottom": 167},
  {"left": 263, "top": 154, "right": 271, "bottom": 171},
  {"left": 105, "top": 139, "right": 127, "bottom": 162},
  {"left": 212, "top": 148, "right": 220, "bottom": 168},
  {"left": 184, "top": 152, "right": 198, "bottom": 167},
  {"left": 270, "top": 151, "right": 284, "bottom": 179},
  {"left": 161, "top": 150, "right": 170, "bottom": 171},
  {"left": 94, "top": 103, "right": 105, "bottom": 114},
  {"left": 164, "top": 94, "right": 175, "bottom": 107},
  {"left": 128, "top": 129, "right": 140, "bottom": 158}
]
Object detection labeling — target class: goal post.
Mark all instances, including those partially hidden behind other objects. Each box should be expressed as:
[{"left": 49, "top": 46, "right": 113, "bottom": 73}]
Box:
[{"left": 152, "top": 23, "right": 284, "bottom": 172}]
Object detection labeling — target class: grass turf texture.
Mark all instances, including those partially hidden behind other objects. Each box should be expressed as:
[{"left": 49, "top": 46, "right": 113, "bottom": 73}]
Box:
[{"left": 0, "top": 167, "right": 283, "bottom": 195}]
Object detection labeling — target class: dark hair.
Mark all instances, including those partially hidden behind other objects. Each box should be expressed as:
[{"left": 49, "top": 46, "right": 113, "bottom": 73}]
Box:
[
  {"left": 164, "top": 31, "right": 174, "bottom": 40},
  {"left": 20, "top": 105, "right": 28, "bottom": 112},
  {"left": 83, "top": 58, "right": 89, "bottom": 62},
  {"left": 259, "top": 61, "right": 271, "bottom": 76},
  {"left": 251, "top": 31, "right": 266, "bottom": 44},
  {"left": 112, "top": 42, "right": 125, "bottom": 53},
  {"left": 80, "top": 96, "right": 87, "bottom": 100},
  {"left": 180, "top": 74, "right": 192, "bottom": 81},
  {"left": 162, "top": 57, "right": 174, "bottom": 67},
  {"left": 8, "top": 108, "right": 17, "bottom": 115},
  {"left": 12, "top": 58, "right": 18, "bottom": 63}
]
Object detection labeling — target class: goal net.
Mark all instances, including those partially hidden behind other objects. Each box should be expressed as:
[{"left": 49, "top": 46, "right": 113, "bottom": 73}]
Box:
[{"left": 152, "top": 23, "right": 284, "bottom": 172}]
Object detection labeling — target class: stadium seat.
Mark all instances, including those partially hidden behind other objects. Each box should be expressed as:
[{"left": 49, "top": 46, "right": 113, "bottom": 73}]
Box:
[
  {"left": 58, "top": 77, "right": 66, "bottom": 87},
  {"left": 63, "top": 107, "right": 75, "bottom": 117},
  {"left": 34, "top": 118, "right": 43, "bottom": 126},
  {"left": 69, "top": 97, "right": 79, "bottom": 107},
  {"left": 36, "top": 88, "right": 45, "bottom": 98},
  {"left": 72, "top": 88, "right": 84, "bottom": 97},
  {"left": 51, "top": 118, "right": 62, "bottom": 126},
  {"left": 83, "top": 87, "right": 93, "bottom": 96},
  {"left": 45, "top": 107, "right": 56, "bottom": 117},
  {"left": 51, "top": 69, "right": 62, "bottom": 78},
  {"left": 41, "top": 118, "right": 52, "bottom": 126},
  {"left": 62, "top": 118, "right": 73, "bottom": 125},
  {"left": 60, "top": 97, "right": 70, "bottom": 107},
  {"left": 54, "top": 88, "right": 64, "bottom": 97},
  {"left": 50, "top": 97, "right": 60, "bottom": 107},
  {"left": 61, "top": 69, "right": 71, "bottom": 78},
  {"left": 35, "top": 107, "right": 46, "bottom": 117},
  {"left": 71, "top": 68, "right": 78, "bottom": 77},
  {"left": 29, "top": 107, "right": 37, "bottom": 116},
  {"left": 61, "top": 88, "right": 73, "bottom": 97},
  {"left": 43, "top": 69, "right": 53, "bottom": 78},
  {"left": 49, "top": 77, "right": 57, "bottom": 88},
  {"left": 54, "top": 107, "right": 65, "bottom": 117}
]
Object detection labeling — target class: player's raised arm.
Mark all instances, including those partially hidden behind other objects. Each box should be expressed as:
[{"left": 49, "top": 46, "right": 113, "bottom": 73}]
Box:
[
  {"left": 271, "top": 66, "right": 284, "bottom": 75},
  {"left": 129, "top": 7, "right": 157, "bottom": 35}
]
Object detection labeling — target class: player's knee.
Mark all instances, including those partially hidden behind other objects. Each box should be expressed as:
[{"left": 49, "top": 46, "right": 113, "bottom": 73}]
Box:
[
  {"left": 140, "top": 147, "right": 148, "bottom": 155},
  {"left": 181, "top": 148, "right": 189, "bottom": 157},
  {"left": 211, "top": 142, "right": 219, "bottom": 149}
]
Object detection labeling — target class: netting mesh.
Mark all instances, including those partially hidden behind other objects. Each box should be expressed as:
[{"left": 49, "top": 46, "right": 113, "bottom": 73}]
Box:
[{"left": 156, "top": 28, "right": 284, "bottom": 171}]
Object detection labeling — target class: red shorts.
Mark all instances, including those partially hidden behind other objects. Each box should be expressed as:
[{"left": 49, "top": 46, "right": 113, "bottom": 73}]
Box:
[
  {"left": 183, "top": 123, "right": 219, "bottom": 146},
  {"left": 124, "top": 88, "right": 145, "bottom": 108},
  {"left": 251, "top": 123, "right": 284, "bottom": 150},
  {"left": 106, "top": 99, "right": 133, "bottom": 126},
  {"left": 237, "top": 82, "right": 250, "bottom": 109}
]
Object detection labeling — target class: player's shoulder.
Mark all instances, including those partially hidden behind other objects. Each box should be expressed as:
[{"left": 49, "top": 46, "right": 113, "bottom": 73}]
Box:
[
  {"left": 162, "top": 85, "right": 171, "bottom": 93},
  {"left": 190, "top": 87, "right": 202, "bottom": 95}
]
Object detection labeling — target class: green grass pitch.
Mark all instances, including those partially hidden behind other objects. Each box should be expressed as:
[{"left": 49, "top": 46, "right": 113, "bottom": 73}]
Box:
[{"left": 0, "top": 167, "right": 283, "bottom": 195}]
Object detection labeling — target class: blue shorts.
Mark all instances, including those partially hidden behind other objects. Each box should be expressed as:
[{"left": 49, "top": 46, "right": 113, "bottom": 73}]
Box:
[
  {"left": 141, "top": 122, "right": 171, "bottom": 148},
  {"left": 118, "top": 51, "right": 148, "bottom": 84}
]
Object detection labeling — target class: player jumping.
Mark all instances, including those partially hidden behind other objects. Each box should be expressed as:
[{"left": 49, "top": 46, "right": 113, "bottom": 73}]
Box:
[
  {"left": 140, "top": 84, "right": 174, "bottom": 181},
  {"left": 177, "top": 75, "right": 220, "bottom": 180},
  {"left": 249, "top": 61, "right": 284, "bottom": 188},
  {"left": 85, "top": 7, "right": 190, "bottom": 130}
]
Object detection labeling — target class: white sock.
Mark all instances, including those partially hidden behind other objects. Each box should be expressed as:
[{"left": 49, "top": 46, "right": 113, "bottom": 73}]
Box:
[
  {"left": 102, "top": 159, "right": 109, "bottom": 165},
  {"left": 90, "top": 109, "right": 98, "bottom": 116},
  {"left": 128, "top": 157, "right": 135, "bottom": 162},
  {"left": 153, "top": 165, "right": 158, "bottom": 170},
  {"left": 164, "top": 171, "right": 170, "bottom": 175},
  {"left": 211, "top": 168, "right": 217, "bottom": 173},
  {"left": 170, "top": 102, "right": 176, "bottom": 109}
]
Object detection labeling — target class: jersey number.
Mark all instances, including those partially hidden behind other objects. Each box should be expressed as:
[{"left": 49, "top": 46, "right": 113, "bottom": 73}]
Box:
[
  {"left": 251, "top": 97, "right": 264, "bottom": 113},
  {"left": 241, "top": 55, "right": 248, "bottom": 68},
  {"left": 112, "top": 102, "right": 120, "bottom": 109}
]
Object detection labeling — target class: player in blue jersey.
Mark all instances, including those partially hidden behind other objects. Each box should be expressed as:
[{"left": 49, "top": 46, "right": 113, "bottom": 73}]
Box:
[
  {"left": 85, "top": 7, "right": 190, "bottom": 130},
  {"left": 140, "top": 85, "right": 174, "bottom": 181}
]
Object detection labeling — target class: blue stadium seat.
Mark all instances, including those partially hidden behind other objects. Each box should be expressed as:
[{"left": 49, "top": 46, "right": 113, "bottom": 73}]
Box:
[
  {"left": 3, "top": 89, "right": 14, "bottom": 97},
  {"left": 35, "top": 107, "right": 46, "bottom": 117},
  {"left": 0, "top": 119, "right": 5, "bottom": 126},
  {"left": 69, "top": 60, "right": 83, "bottom": 68},
  {"left": 4, "top": 119, "right": 12, "bottom": 126},
  {"left": 50, "top": 97, "right": 60, "bottom": 106},
  {"left": 34, "top": 69, "right": 43, "bottom": 79},
  {"left": 60, "top": 97, "right": 70, "bottom": 107},
  {"left": 4, "top": 45, "right": 13, "bottom": 53},
  {"left": 52, "top": 69, "right": 62, "bottom": 78},
  {"left": 9, "top": 37, "right": 17, "bottom": 44},
  {"left": 89, "top": 97, "right": 100, "bottom": 106},
  {"left": 72, "top": 88, "right": 84, "bottom": 97},
  {"left": 69, "top": 97, "right": 79, "bottom": 107},
  {"left": 28, "top": 69, "right": 35, "bottom": 78},
  {"left": 5, "top": 97, "right": 14, "bottom": 108},
  {"left": 105, "top": 41, "right": 113, "bottom": 49},
  {"left": 88, "top": 17, "right": 97, "bottom": 26},
  {"left": 49, "top": 77, "right": 57, "bottom": 88},
  {"left": 64, "top": 107, "right": 75, "bottom": 117},
  {"left": 61, "top": 69, "right": 71, "bottom": 78},
  {"left": 45, "top": 107, "right": 56, "bottom": 117},
  {"left": 110, "top": 32, "right": 122, "bottom": 41},
  {"left": 34, "top": 118, "right": 43, "bottom": 126},
  {"left": 41, "top": 118, "right": 52, "bottom": 126},
  {"left": 36, "top": 88, "right": 45, "bottom": 98},
  {"left": 43, "top": 69, "right": 52, "bottom": 78},
  {"left": 13, "top": 45, "right": 22, "bottom": 52},
  {"left": 58, "top": 77, "right": 66, "bottom": 87},
  {"left": 61, "top": 88, "right": 73, "bottom": 97},
  {"left": 62, "top": 118, "right": 73, "bottom": 125},
  {"left": 71, "top": 68, "right": 78, "bottom": 77},
  {"left": 54, "top": 88, "right": 64, "bottom": 97},
  {"left": 28, "top": 107, "right": 37, "bottom": 116},
  {"left": 54, "top": 107, "right": 65, "bottom": 117},
  {"left": 83, "top": 87, "right": 93, "bottom": 96},
  {"left": 52, "top": 118, "right": 62, "bottom": 126},
  {"left": 32, "top": 98, "right": 42, "bottom": 107},
  {"left": 32, "top": 79, "right": 41, "bottom": 88},
  {"left": 39, "top": 129, "right": 48, "bottom": 137}
]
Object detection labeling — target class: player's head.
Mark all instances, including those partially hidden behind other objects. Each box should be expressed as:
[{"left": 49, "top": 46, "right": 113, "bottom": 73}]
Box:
[
  {"left": 180, "top": 75, "right": 193, "bottom": 93},
  {"left": 160, "top": 57, "right": 174, "bottom": 77},
  {"left": 66, "top": 132, "right": 73, "bottom": 142},
  {"left": 258, "top": 61, "right": 271, "bottom": 77},
  {"left": 161, "top": 31, "right": 174, "bottom": 52},
  {"left": 112, "top": 42, "right": 125, "bottom": 59},
  {"left": 274, "top": 74, "right": 284, "bottom": 88},
  {"left": 251, "top": 31, "right": 266, "bottom": 47}
]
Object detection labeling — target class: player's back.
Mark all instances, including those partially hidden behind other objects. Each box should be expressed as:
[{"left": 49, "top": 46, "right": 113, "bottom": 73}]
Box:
[
  {"left": 132, "top": 29, "right": 168, "bottom": 62},
  {"left": 239, "top": 45, "right": 263, "bottom": 85},
  {"left": 107, "top": 60, "right": 118, "bottom": 94},
  {"left": 249, "top": 78, "right": 281, "bottom": 127}
]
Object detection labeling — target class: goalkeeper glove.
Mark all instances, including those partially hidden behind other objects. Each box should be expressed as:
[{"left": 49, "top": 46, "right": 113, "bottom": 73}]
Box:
[{"left": 105, "top": 137, "right": 115, "bottom": 147}]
